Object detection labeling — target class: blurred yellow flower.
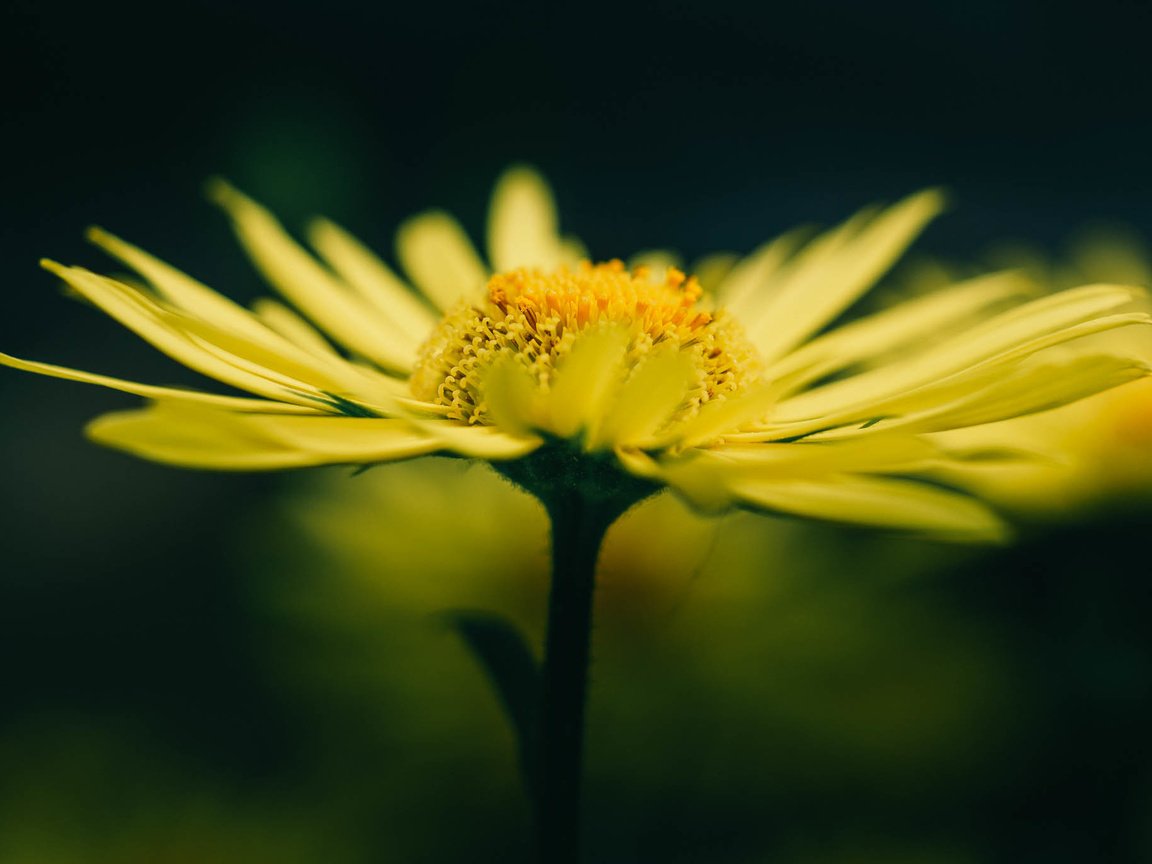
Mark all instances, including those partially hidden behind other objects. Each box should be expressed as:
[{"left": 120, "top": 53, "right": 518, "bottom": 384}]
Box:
[
  {"left": 933, "top": 227, "right": 1152, "bottom": 518},
  {"left": 282, "top": 457, "right": 720, "bottom": 639},
  {"left": 6, "top": 169, "right": 1151, "bottom": 540}
]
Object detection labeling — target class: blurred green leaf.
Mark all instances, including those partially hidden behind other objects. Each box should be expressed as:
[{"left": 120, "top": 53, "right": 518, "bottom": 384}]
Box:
[{"left": 447, "top": 611, "right": 541, "bottom": 791}]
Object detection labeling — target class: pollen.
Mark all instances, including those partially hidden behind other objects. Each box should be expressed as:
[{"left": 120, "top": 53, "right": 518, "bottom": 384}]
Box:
[{"left": 409, "top": 260, "right": 762, "bottom": 427}]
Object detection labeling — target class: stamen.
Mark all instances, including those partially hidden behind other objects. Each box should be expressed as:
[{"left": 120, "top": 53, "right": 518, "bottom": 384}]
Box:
[{"left": 410, "top": 261, "right": 761, "bottom": 428}]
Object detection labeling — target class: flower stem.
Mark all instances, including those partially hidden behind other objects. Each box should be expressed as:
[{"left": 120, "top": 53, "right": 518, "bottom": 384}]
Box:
[{"left": 535, "top": 487, "right": 616, "bottom": 864}]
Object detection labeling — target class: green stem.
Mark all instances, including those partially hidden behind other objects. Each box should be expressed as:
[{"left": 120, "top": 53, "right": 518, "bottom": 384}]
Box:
[
  {"left": 535, "top": 488, "right": 616, "bottom": 864},
  {"left": 492, "top": 448, "right": 654, "bottom": 861}
]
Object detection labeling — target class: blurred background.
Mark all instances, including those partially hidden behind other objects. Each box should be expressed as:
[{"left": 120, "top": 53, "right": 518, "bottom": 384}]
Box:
[{"left": 2, "top": 1, "right": 1152, "bottom": 861}]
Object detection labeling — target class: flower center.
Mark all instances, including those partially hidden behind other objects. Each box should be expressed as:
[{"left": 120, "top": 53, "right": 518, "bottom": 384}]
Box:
[{"left": 410, "top": 260, "right": 761, "bottom": 427}]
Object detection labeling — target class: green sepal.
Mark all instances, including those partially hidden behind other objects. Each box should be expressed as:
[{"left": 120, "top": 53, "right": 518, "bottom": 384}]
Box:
[{"left": 493, "top": 440, "right": 658, "bottom": 524}]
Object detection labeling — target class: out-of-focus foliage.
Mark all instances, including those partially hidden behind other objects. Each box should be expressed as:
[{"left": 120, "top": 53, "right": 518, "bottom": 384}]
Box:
[
  {"left": 5, "top": 436, "right": 1149, "bottom": 862},
  {"left": 0, "top": 717, "right": 352, "bottom": 864},
  {"left": 241, "top": 459, "right": 1021, "bottom": 862}
]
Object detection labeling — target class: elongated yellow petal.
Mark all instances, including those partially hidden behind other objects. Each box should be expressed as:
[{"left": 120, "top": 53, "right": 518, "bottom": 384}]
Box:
[
  {"left": 151, "top": 302, "right": 406, "bottom": 414},
  {"left": 727, "top": 474, "right": 1009, "bottom": 542},
  {"left": 414, "top": 421, "right": 543, "bottom": 459},
  {"left": 481, "top": 357, "right": 546, "bottom": 436},
  {"left": 743, "top": 190, "right": 946, "bottom": 363},
  {"left": 88, "top": 228, "right": 286, "bottom": 348},
  {"left": 546, "top": 327, "right": 630, "bottom": 439},
  {"left": 725, "top": 216, "right": 870, "bottom": 325},
  {"left": 250, "top": 298, "right": 344, "bottom": 360},
  {"left": 774, "top": 287, "right": 1147, "bottom": 425},
  {"left": 209, "top": 181, "right": 414, "bottom": 371},
  {"left": 641, "top": 435, "right": 938, "bottom": 512},
  {"left": 307, "top": 217, "right": 439, "bottom": 349},
  {"left": 884, "top": 354, "right": 1151, "bottom": 435},
  {"left": 248, "top": 301, "right": 413, "bottom": 406},
  {"left": 661, "top": 374, "right": 802, "bottom": 450},
  {"left": 396, "top": 210, "right": 488, "bottom": 311},
  {"left": 713, "top": 228, "right": 809, "bottom": 316},
  {"left": 87, "top": 403, "right": 441, "bottom": 470},
  {"left": 764, "top": 271, "right": 1033, "bottom": 384},
  {"left": 614, "top": 447, "right": 736, "bottom": 513},
  {"left": 704, "top": 435, "right": 941, "bottom": 475},
  {"left": 0, "top": 353, "right": 319, "bottom": 413},
  {"left": 43, "top": 262, "right": 328, "bottom": 409},
  {"left": 587, "top": 349, "right": 698, "bottom": 449},
  {"left": 753, "top": 319, "right": 1150, "bottom": 444},
  {"left": 156, "top": 301, "right": 381, "bottom": 397},
  {"left": 487, "top": 167, "right": 565, "bottom": 272},
  {"left": 944, "top": 284, "right": 1143, "bottom": 360}
]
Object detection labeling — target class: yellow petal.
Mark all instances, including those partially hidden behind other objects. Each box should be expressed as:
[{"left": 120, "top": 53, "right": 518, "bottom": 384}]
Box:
[
  {"left": 774, "top": 286, "right": 1147, "bottom": 426},
  {"left": 43, "top": 262, "right": 327, "bottom": 409},
  {"left": 307, "top": 217, "right": 439, "bottom": 350},
  {"left": 660, "top": 374, "right": 803, "bottom": 450},
  {"left": 245, "top": 308, "right": 412, "bottom": 414},
  {"left": 487, "top": 167, "right": 565, "bottom": 272},
  {"left": 713, "top": 228, "right": 810, "bottom": 316},
  {"left": 587, "top": 349, "right": 697, "bottom": 450},
  {"left": 546, "top": 326, "right": 630, "bottom": 439},
  {"left": 615, "top": 446, "right": 736, "bottom": 513},
  {"left": 764, "top": 271, "right": 1033, "bottom": 384},
  {"left": 756, "top": 319, "right": 1150, "bottom": 445},
  {"left": 953, "top": 283, "right": 1141, "bottom": 353},
  {"left": 889, "top": 353, "right": 1151, "bottom": 434},
  {"left": 251, "top": 298, "right": 344, "bottom": 360},
  {"left": 480, "top": 357, "right": 546, "bottom": 436},
  {"left": 415, "top": 421, "right": 543, "bottom": 460},
  {"left": 88, "top": 227, "right": 286, "bottom": 347},
  {"left": 250, "top": 302, "right": 412, "bottom": 408},
  {"left": 209, "top": 181, "right": 414, "bottom": 371},
  {"left": 641, "top": 435, "right": 936, "bottom": 513},
  {"left": 154, "top": 300, "right": 408, "bottom": 415},
  {"left": 87, "top": 261, "right": 403, "bottom": 412},
  {"left": 727, "top": 474, "right": 1009, "bottom": 542},
  {"left": 703, "top": 435, "right": 940, "bottom": 476},
  {"left": 396, "top": 210, "right": 488, "bottom": 311},
  {"left": 87, "top": 403, "right": 441, "bottom": 470},
  {"left": 742, "top": 190, "right": 946, "bottom": 363},
  {"left": 155, "top": 300, "right": 393, "bottom": 402},
  {"left": 0, "top": 352, "right": 319, "bottom": 413}
]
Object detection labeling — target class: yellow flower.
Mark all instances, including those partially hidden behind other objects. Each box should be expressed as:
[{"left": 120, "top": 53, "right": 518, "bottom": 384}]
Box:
[{"left": 5, "top": 168, "right": 1150, "bottom": 540}]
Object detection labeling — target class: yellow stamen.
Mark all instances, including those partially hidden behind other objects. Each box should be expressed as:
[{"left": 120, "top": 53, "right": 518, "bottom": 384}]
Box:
[{"left": 410, "top": 261, "right": 761, "bottom": 428}]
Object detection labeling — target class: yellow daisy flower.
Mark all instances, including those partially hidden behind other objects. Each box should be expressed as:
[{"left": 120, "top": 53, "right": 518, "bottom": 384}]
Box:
[{"left": 5, "top": 168, "right": 1150, "bottom": 541}]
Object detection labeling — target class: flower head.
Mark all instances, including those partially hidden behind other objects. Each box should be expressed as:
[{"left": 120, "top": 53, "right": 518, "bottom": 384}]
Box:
[{"left": 6, "top": 168, "right": 1150, "bottom": 540}]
